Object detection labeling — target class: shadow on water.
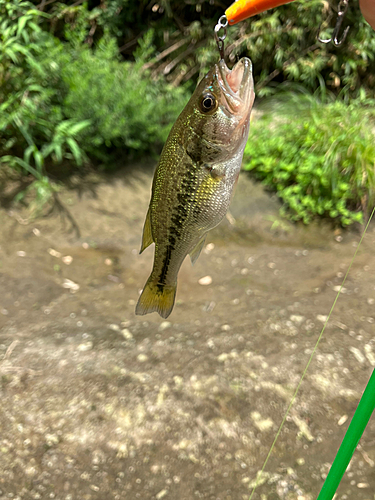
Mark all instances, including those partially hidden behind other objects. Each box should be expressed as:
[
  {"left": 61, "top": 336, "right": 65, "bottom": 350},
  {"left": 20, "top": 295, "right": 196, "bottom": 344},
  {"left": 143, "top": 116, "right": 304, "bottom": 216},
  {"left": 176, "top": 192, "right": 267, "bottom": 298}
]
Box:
[
  {"left": 49, "top": 157, "right": 158, "bottom": 197},
  {"left": 0, "top": 172, "right": 33, "bottom": 209},
  {"left": 0, "top": 158, "right": 158, "bottom": 239}
]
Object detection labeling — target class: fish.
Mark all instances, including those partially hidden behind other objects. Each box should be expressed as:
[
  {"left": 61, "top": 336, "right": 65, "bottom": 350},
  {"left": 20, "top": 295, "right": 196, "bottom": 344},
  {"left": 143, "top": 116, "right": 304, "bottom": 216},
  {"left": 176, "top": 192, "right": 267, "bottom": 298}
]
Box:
[{"left": 135, "top": 57, "right": 255, "bottom": 318}]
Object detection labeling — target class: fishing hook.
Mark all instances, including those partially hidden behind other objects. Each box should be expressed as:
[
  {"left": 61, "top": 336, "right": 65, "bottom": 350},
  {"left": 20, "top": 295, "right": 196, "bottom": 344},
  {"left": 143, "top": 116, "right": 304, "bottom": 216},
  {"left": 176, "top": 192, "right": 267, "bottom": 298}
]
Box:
[
  {"left": 214, "top": 15, "right": 228, "bottom": 60},
  {"left": 318, "top": 0, "right": 350, "bottom": 46}
]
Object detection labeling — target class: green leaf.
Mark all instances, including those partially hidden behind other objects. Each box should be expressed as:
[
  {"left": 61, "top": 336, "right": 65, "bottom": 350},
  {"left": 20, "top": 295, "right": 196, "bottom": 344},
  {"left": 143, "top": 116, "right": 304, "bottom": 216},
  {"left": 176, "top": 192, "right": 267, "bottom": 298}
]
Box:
[
  {"left": 33, "top": 149, "right": 44, "bottom": 172},
  {"left": 17, "top": 15, "right": 28, "bottom": 36},
  {"left": 66, "top": 120, "right": 92, "bottom": 136},
  {"left": 66, "top": 137, "right": 83, "bottom": 166},
  {"left": 54, "top": 144, "right": 63, "bottom": 163}
]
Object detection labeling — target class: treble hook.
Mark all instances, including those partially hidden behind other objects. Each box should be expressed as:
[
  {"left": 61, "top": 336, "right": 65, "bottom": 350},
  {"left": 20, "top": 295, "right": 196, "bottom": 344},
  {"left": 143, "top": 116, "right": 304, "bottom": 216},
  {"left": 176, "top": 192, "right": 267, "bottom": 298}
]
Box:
[{"left": 318, "top": 0, "right": 350, "bottom": 46}]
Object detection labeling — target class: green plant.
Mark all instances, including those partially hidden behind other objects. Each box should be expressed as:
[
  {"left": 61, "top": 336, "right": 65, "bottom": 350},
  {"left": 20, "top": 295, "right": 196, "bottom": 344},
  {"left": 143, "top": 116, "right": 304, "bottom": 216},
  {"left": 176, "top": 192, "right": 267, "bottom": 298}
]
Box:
[
  {"left": 0, "top": 0, "right": 90, "bottom": 204},
  {"left": 4, "top": 0, "right": 374, "bottom": 209},
  {"left": 243, "top": 92, "right": 375, "bottom": 226},
  {"left": 1, "top": 1, "right": 187, "bottom": 202},
  {"left": 34, "top": 0, "right": 375, "bottom": 99},
  {"left": 56, "top": 29, "right": 189, "bottom": 158}
]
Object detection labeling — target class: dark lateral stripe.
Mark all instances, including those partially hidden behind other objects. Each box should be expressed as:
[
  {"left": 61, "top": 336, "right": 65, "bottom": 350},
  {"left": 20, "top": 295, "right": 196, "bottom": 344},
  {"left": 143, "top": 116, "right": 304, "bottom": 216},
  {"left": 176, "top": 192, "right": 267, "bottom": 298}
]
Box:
[
  {"left": 157, "top": 163, "right": 197, "bottom": 287},
  {"left": 157, "top": 243, "right": 173, "bottom": 291}
]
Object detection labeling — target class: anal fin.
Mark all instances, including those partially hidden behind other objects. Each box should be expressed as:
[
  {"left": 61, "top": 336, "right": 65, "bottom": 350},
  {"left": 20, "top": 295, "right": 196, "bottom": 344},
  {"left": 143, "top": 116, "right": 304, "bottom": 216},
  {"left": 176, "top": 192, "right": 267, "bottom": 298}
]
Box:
[
  {"left": 140, "top": 208, "right": 154, "bottom": 253},
  {"left": 189, "top": 235, "right": 206, "bottom": 265}
]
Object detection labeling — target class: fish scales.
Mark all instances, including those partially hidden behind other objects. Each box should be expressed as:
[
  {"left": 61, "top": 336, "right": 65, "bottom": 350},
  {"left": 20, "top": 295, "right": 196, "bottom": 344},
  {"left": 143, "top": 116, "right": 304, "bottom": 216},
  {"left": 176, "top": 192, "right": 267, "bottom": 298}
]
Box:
[{"left": 136, "top": 57, "right": 255, "bottom": 318}]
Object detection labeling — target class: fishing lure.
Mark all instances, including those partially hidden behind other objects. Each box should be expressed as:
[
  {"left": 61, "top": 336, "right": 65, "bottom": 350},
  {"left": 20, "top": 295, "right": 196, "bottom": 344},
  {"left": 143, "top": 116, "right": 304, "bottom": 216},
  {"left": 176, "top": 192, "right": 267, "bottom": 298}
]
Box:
[
  {"left": 225, "top": 0, "right": 294, "bottom": 25},
  {"left": 225, "top": 0, "right": 351, "bottom": 46}
]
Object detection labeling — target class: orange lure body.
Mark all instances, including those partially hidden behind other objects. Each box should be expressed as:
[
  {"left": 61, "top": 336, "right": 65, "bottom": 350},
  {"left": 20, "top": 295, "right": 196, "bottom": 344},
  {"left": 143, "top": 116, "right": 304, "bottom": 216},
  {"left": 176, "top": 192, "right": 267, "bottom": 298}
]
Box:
[{"left": 225, "top": 0, "right": 296, "bottom": 25}]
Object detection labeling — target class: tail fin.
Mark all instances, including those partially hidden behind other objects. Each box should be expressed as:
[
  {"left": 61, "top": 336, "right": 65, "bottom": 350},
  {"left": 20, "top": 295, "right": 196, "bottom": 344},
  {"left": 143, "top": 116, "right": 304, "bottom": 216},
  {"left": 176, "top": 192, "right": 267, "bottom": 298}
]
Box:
[{"left": 135, "top": 279, "right": 176, "bottom": 319}]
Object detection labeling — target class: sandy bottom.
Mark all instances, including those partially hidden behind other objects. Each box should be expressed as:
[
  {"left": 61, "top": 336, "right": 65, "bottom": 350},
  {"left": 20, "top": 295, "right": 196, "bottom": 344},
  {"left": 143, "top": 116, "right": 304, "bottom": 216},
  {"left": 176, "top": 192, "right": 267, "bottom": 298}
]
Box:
[{"left": 0, "top": 163, "right": 374, "bottom": 500}]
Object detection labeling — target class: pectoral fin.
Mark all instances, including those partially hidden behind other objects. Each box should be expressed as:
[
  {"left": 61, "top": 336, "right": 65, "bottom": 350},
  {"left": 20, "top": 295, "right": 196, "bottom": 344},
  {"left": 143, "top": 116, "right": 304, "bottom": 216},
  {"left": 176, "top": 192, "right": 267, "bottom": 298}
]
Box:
[
  {"left": 189, "top": 235, "right": 206, "bottom": 265},
  {"left": 204, "top": 163, "right": 226, "bottom": 180},
  {"left": 140, "top": 209, "right": 154, "bottom": 253}
]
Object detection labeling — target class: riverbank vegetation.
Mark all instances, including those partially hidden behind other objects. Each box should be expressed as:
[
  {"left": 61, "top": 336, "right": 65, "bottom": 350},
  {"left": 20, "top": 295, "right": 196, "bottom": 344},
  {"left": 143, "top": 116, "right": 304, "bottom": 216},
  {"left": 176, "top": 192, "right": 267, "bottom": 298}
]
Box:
[
  {"left": 1, "top": 0, "right": 374, "bottom": 224},
  {"left": 244, "top": 92, "right": 375, "bottom": 225}
]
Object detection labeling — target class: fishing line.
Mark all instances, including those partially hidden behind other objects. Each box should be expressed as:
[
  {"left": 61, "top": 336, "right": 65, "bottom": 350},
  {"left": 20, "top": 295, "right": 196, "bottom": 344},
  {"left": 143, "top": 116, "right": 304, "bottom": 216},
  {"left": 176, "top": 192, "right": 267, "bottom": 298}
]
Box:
[{"left": 249, "top": 206, "right": 375, "bottom": 500}]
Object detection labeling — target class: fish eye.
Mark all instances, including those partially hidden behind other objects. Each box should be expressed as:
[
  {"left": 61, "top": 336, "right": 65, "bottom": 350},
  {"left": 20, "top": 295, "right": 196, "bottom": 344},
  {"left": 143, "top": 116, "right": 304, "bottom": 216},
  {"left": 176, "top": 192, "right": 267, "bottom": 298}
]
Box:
[{"left": 200, "top": 93, "right": 217, "bottom": 113}]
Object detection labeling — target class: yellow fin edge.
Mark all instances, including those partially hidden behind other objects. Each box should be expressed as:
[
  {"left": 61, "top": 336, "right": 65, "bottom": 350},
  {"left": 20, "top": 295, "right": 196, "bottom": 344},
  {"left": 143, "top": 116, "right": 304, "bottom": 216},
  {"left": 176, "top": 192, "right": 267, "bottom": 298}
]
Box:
[{"left": 135, "top": 280, "right": 176, "bottom": 319}]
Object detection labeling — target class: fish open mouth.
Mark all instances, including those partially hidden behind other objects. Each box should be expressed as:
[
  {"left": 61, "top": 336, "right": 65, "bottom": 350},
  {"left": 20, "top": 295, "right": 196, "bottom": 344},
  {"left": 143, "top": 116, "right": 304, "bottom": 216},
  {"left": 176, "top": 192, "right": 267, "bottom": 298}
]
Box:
[{"left": 217, "top": 57, "right": 254, "bottom": 113}]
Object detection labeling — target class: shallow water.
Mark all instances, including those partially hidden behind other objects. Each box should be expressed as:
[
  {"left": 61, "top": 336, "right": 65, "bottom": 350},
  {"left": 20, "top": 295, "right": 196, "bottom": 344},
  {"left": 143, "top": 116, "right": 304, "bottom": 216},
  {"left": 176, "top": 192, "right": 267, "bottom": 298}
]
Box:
[{"left": 0, "top": 164, "right": 374, "bottom": 500}]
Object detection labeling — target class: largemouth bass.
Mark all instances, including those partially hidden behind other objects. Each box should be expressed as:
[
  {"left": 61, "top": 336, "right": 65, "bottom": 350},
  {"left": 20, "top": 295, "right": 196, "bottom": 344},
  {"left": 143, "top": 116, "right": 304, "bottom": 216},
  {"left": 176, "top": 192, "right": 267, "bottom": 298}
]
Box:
[{"left": 136, "top": 57, "right": 255, "bottom": 318}]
